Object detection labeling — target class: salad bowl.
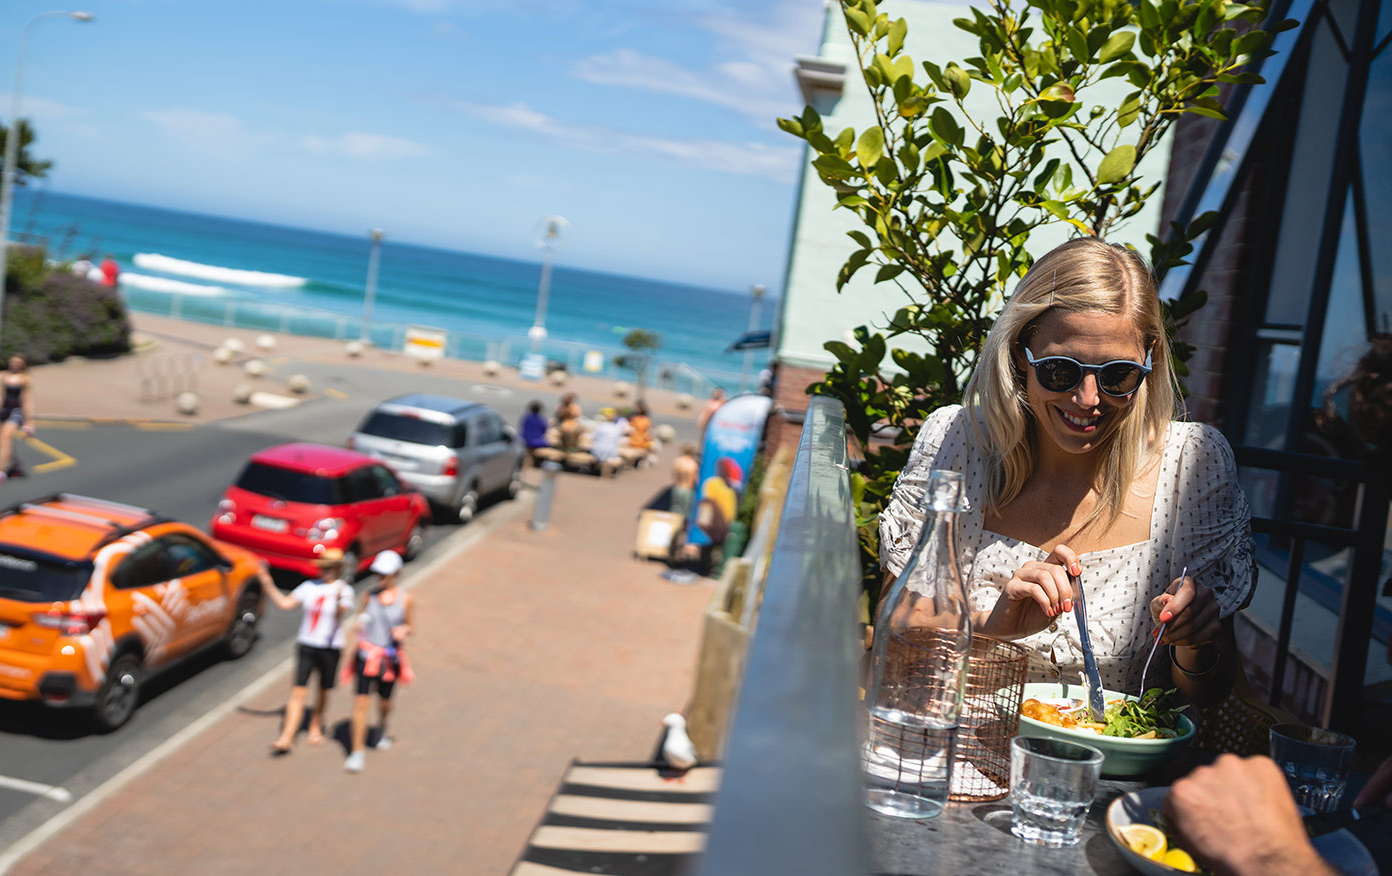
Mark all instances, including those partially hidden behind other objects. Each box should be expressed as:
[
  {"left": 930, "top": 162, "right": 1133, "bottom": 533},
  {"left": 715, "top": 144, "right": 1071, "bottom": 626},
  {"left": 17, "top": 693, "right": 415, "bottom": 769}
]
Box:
[{"left": 1015, "top": 682, "right": 1195, "bottom": 778}]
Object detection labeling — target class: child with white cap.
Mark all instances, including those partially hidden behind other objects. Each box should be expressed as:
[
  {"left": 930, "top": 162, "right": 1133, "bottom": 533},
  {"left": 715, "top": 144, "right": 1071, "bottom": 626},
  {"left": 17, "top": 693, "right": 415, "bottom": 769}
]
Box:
[{"left": 342, "top": 549, "right": 415, "bottom": 773}]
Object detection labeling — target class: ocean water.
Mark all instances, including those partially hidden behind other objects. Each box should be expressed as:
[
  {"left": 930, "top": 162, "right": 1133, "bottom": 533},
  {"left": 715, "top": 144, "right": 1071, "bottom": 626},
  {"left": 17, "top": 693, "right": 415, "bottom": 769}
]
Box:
[{"left": 11, "top": 190, "right": 773, "bottom": 388}]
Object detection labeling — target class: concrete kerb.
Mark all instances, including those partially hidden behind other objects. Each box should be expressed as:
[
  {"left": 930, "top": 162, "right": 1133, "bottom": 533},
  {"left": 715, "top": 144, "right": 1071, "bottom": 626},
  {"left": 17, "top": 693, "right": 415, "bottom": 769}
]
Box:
[{"left": 0, "top": 490, "right": 536, "bottom": 876}]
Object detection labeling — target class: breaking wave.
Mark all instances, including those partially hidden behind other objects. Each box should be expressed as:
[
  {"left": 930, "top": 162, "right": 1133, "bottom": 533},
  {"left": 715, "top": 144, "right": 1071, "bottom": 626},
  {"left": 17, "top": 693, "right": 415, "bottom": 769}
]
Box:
[
  {"left": 132, "top": 253, "right": 306, "bottom": 288},
  {"left": 119, "top": 273, "right": 227, "bottom": 296}
]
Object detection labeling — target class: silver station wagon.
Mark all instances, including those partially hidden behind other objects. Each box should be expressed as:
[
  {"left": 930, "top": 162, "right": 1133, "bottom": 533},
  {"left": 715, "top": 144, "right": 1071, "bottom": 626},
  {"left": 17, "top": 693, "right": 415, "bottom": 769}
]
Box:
[{"left": 348, "top": 394, "right": 525, "bottom": 523}]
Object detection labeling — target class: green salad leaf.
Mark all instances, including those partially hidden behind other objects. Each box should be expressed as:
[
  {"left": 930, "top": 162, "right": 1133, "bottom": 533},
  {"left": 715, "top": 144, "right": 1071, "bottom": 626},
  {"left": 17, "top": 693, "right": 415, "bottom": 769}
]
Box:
[{"left": 1103, "top": 688, "right": 1188, "bottom": 738}]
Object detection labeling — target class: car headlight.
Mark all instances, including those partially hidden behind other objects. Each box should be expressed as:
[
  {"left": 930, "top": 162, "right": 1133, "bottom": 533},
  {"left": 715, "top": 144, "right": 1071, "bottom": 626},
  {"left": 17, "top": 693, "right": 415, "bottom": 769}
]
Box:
[{"left": 216, "top": 499, "right": 236, "bottom": 525}]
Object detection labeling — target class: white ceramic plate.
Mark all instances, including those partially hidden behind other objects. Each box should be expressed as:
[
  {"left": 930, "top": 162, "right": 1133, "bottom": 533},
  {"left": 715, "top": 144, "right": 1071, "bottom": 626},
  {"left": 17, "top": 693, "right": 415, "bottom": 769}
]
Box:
[{"left": 1106, "top": 787, "right": 1378, "bottom": 875}]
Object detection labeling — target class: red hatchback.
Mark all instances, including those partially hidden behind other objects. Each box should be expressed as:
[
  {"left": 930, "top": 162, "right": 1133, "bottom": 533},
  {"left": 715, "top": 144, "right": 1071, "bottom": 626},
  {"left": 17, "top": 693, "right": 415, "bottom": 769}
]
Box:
[{"left": 210, "top": 443, "right": 430, "bottom": 580}]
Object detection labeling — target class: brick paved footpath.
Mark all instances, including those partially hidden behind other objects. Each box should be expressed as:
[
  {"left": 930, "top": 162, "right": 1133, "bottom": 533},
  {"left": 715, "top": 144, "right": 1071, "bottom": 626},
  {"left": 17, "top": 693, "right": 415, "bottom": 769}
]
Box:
[{"left": 12, "top": 461, "right": 714, "bottom": 875}]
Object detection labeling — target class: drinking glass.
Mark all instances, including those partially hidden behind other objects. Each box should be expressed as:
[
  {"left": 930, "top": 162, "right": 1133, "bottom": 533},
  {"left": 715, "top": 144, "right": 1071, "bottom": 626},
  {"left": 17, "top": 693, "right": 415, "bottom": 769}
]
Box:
[
  {"left": 1269, "top": 723, "right": 1356, "bottom": 814},
  {"left": 1009, "top": 736, "right": 1104, "bottom": 847}
]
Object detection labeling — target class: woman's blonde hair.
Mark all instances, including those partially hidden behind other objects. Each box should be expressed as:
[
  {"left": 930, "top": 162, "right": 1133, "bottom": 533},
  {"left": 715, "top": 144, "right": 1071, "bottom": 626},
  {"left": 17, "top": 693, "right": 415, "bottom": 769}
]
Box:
[{"left": 962, "top": 237, "right": 1179, "bottom": 530}]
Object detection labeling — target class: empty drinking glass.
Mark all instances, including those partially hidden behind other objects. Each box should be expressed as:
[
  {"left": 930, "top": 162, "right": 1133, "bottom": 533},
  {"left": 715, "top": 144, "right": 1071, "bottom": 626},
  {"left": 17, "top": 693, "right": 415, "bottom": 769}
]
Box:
[
  {"left": 1269, "top": 723, "right": 1356, "bottom": 814},
  {"left": 1009, "top": 736, "right": 1104, "bottom": 847}
]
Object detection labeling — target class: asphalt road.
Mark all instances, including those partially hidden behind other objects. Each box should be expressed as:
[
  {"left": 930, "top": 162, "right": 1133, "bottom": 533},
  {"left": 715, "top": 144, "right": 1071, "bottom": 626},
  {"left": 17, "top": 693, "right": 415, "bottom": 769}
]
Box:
[{"left": 0, "top": 372, "right": 547, "bottom": 853}]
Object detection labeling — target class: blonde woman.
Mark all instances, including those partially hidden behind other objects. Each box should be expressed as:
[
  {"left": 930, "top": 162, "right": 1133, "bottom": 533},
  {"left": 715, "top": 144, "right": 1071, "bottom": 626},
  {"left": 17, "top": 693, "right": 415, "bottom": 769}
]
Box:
[{"left": 878, "top": 237, "right": 1255, "bottom": 704}]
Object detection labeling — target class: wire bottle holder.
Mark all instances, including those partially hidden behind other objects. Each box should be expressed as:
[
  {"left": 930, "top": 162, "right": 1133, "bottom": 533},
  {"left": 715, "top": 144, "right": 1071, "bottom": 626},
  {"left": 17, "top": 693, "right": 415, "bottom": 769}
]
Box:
[{"left": 951, "top": 634, "right": 1028, "bottom": 801}]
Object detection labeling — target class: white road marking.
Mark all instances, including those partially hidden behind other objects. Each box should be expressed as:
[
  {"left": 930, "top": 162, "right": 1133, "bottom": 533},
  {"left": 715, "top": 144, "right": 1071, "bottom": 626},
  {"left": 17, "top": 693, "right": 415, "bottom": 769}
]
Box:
[
  {"left": 0, "top": 494, "right": 533, "bottom": 875},
  {"left": 0, "top": 776, "right": 72, "bottom": 804}
]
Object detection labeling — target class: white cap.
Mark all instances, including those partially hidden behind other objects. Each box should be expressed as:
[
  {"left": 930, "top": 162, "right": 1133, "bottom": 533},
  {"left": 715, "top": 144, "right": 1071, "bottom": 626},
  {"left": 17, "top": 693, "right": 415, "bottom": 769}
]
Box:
[{"left": 370, "top": 550, "right": 403, "bottom": 577}]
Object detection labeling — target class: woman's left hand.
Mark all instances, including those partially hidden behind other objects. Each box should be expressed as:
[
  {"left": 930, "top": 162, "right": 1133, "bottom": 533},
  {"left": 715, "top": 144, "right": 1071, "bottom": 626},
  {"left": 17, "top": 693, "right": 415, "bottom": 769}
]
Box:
[
  {"left": 20, "top": 424, "right": 33, "bottom": 437},
  {"left": 1152, "top": 575, "right": 1221, "bottom": 646}
]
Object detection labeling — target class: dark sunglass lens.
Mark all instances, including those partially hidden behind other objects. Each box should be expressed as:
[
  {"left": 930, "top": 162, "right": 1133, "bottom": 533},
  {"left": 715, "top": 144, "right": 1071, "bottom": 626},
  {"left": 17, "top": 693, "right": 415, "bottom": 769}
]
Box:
[
  {"left": 1099, "top": 363, "right": 1142, "bottom": 394},
  {"left": 1035, "top": 358, "right": 1081, "bottom": 392}
]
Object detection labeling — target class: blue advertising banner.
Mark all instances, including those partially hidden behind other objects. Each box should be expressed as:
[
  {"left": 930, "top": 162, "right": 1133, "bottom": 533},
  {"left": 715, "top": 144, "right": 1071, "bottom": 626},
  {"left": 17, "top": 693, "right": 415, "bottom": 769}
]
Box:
[{"left": 686, "top": 394, "right": 772, "bottom": 548}]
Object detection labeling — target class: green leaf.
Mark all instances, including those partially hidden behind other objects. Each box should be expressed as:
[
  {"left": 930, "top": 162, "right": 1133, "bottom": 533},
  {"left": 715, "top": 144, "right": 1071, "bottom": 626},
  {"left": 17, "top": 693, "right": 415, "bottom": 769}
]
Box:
[
  {"left": 847, "top": 230, "right": 873, "bottom": 249},
  {"left": 856, "top": 126, "right": 885, "bottom": 168},
  {"left": 944, "top": 63, "right": 971, "bottom": 98},
  {"left": 845, "top": 7, "right": 872, "bottom": 36},
  {"left": 1183, "top": 104, "right": 1228, "bottom": 120},
  {"left": 776, "top": 117, "right": 803, "bottom": 137},
  {"left": 812, "top": 154, "right": 858, "bottom": 179},
  {"left": 892, "top": 54, "right": 915, "bottom": 83},
  {"left": 1066, "top": 26, "right": 1091, "bottom": 63},
  {"left": 825, "top": 340, "right": 858, "bottom": 364},
  {"left": 897, "top": 94, "right": 928, "bottom": 118},
  {"left": 802, "top": 105, "right": 823, "bottom": 134},
  {"left": 836, "top": 194, "right": 869, "bottom": 209},
  {"left": 1118, "top": 91, "right": 1143, "bottom": 128},
  {"left": 888, "top": 17, "right": 908, "bottom": 55},
  {"left": 1097, "top": 144, "right": 1136, "bottom": 185},
  {"left": 1097, "top": 30, "right": 1136, "bottom": 64},
  {"left": 875, "top": 263, "right": 906, "bottom": 283},
  {"left": 1186, "top": 210, "right": 1218, "bottom": 238},
  {"left": 930, "top": 107, "right": 963, "bottom": 146},
  {"left": 834, "top": 127, "right": 855, "bottom": 157},
  {"left": 920, "top": 141, "right": 948, "bottom": 163}
]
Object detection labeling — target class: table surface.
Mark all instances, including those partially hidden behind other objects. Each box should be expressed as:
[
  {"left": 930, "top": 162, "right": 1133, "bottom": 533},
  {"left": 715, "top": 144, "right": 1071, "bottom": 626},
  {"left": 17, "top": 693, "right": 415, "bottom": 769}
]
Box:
[{"left": 868, "top": 756, "right": 1391, "bottom": 876}]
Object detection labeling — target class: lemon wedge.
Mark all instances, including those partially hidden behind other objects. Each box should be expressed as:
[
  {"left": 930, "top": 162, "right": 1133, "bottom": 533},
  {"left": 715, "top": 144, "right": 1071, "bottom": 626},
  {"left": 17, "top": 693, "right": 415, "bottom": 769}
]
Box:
[
  {"left": 1161, "top": 848, "right": 1198, "bottom": 872},
  {"left": 1119, "top": 823, "right": 1167, "bottom": 860}
]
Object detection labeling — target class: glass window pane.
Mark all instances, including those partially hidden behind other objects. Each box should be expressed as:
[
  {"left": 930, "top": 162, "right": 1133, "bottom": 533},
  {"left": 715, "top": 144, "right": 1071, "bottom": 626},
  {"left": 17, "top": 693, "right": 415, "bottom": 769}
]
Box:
[
  {"left": 1360, "top": 35, "right": 1392, "bottom": 335},
  {"left": 1378, "top": 0, "right": 1392, "bottom": 49},
  {"left": 1244, "top": 341, "right": 1302, "bottom": 449},
  {"left": 1314, "top": 194, "right": 1370, "bottom": 400},
  {"left": 1264, "top": 20, "right": 1351, "bottom": 325}
]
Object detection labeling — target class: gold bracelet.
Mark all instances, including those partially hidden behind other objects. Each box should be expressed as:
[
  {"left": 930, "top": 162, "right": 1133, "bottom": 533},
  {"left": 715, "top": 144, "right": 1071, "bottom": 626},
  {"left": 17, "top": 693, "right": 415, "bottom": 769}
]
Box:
[{"left": 1170, "top": 643, "right": 1221, "bottom": 676}]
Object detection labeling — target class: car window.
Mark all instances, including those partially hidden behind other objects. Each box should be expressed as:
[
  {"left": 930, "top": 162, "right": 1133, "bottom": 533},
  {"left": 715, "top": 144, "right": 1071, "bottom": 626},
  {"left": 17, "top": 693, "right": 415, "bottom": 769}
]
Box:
[
  {"left": 0, "top": 550, "right": 91, "bottom": 602},
  {"left": 451, "top": 421, "right": 469, "bottom": 448},
  {"left": 475, "top": 414, "right": 501, "bottom": 445},
  {"left": 345, "top": 467, "right": 383, "bottom": 502},
  {"left": 235, "top": 462, "right": 347, "bottom": 505},
  {"left": 358, "top": 411, "right": 454, "bottom": 447},
  {"left": 161, "top": 534, "right": 222, "bottom": 578},
  {"left": 113, "top": 541, "right": 173, "bottom": 590},
  {"left": 370, "top": 466, "right": 402, "bottom": 497}
]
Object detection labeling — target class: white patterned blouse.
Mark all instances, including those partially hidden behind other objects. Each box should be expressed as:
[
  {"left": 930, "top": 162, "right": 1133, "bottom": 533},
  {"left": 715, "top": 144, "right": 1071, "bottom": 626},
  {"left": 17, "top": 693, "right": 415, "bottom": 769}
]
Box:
[{"left": 878, "top": 405, "right": 1257, "bottom": 692}]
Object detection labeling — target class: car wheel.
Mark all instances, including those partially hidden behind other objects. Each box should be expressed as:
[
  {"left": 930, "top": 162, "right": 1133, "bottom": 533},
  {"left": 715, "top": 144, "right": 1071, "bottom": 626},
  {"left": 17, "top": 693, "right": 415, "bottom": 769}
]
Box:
[
  {"left": 403, "top": 522, "right": 425, "bottom": 561},
  {"left": 223, "top": 586, "right": 260, "bottom": 659},
  {"left": 94, "top": 652, "right": 142, "bottom": 732},
  {"left": 506, "top": 466, "right": 523, "bottom": 500},
  {"left": 457, "top": 487, "right": 479, "bottom": 524}
]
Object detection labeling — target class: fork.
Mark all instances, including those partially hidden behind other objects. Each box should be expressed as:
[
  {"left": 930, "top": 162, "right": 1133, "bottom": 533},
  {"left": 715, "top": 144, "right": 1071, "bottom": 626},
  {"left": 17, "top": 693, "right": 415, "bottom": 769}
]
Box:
[{"left": 1140, "top": 565, "right": 1185, "bottom": 696}]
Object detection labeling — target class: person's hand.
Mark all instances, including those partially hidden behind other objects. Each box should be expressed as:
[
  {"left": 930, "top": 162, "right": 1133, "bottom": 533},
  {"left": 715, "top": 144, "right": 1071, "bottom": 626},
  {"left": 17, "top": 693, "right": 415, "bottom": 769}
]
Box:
[
  {"left": 1354, "top": 755, "right": 1392, "bottom": 808},
  {"left": 1163, "top": 754, "right": 1335, "bottom": 876},
  {"left": 391, "top": 624, "right": 410, "bottom": 641},
  {"left": 256, "top": 565, "right": 274, "bottom": 589},
  {"left": 979, "top": 546, "right": 1078, "bottom": 640},
  {"left": 20, "top": 423, "right": 33, "bottom": 437},
  {"left": 1152, "top": 574, "right": 1220, "bottom": 646}
]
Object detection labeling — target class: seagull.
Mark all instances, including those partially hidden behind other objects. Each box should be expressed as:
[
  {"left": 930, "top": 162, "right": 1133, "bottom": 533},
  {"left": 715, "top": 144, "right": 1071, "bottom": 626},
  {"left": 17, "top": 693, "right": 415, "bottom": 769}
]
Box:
[{"left": 661, "top": 713, "right": 699, "bottom": 775}]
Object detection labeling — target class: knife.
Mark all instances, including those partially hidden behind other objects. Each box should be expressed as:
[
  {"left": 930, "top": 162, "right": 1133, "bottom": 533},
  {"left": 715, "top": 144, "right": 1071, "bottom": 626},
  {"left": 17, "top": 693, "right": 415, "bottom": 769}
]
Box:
[
  {"left": 1303, "top": 804, "right": 1387, "bottom": 838},
  {"left": 1069, "top": 572, "right": 1106, "bottom": 722}
]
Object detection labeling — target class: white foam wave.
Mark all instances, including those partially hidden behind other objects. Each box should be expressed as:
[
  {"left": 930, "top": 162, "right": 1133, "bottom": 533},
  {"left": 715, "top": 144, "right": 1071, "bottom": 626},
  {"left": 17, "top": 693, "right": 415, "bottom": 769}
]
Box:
[
  {"left": 119, "top": 273, "right": 227, "bottom": 297},
  {"left": 132, "top": 253, "right": 306, "bottom": 288}
]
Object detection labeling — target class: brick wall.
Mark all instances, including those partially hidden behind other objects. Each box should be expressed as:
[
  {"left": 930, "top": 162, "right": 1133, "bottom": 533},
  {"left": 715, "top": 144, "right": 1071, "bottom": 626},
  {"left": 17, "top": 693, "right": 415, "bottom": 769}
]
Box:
[{"left": 764, "top": 362, "right": 827, "bottom": 457}]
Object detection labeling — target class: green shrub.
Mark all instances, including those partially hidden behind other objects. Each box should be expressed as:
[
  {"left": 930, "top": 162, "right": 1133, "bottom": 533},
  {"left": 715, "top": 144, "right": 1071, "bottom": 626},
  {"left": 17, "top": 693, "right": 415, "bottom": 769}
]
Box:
[{"left": 1, "top": 245, "right": 131, "bottom": 363}]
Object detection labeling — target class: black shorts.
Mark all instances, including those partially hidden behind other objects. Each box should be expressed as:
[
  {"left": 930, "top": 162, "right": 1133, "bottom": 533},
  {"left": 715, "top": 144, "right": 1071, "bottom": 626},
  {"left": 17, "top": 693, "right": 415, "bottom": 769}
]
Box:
[
  {"left": 353, "top": 652, "right": 397, "bottom": 700},
  {"left": 294, "top": 644, "right": 341, "bottom": 689}
]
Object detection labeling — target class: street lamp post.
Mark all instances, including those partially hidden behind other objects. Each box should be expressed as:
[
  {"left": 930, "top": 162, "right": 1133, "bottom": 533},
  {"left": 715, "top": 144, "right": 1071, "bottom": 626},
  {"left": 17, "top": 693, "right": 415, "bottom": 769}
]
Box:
[
  {"left": 742, "top": 283, "right": 767, "bottom": 392},
  {"left": 0, "top": 11, "right": 93, "bottom": 349},
  {"left": 529, "top": 215, "right": 567, "bottom": 355},
  {"left": 359, "top": 228, "right": 384, "bottom": 344}
]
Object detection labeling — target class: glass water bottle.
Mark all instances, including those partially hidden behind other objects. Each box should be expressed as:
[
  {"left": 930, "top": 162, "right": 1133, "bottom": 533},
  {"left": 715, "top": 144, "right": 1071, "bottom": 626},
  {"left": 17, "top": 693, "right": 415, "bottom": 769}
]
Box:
[{"left": 863, "top": 469, "right": 973, "bottom": 819}]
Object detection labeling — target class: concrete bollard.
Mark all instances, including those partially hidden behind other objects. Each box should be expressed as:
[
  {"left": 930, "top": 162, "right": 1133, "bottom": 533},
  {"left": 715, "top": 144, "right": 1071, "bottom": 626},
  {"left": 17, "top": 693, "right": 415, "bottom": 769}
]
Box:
[
  {"left": 233, "top": 383, "right": 254, "bottom": 404},
  {"left": 224, "top": 338, "right": 245, "bottom": 353},
  {"left": 613, "top": 381, "right": 632, "bottom": 399},
  {"left": 255, "top": 333, "right": 276, "bottom": 351},
  {"left": 529, "top": 461, "right": 562, "bottom": 532},
  {"left": 212, "top": 346, "right": 235, "bottom": 365},
  {"left": 175, "top": 391, "right": 200, "bottom": 416},
  {"left": 345, "top": 340, "right": 364, "bottom": 358},
  {"left": 548, "top": 369, "right": 568, "bottom": 386},
  {"left": 655, "top": 423, "right": 677, "bottom": 443},
  {"left": 244, "top": 359, "right": 267, "bottom": 378},
  {"left": 482, "top": 360, "right": 501, "bottom": 376},
  {"left": 286, "top": 374, "right": 311, "bottom": 394},
  {"left": 675, "top": 393, "right": 695, "bottom": 410}
]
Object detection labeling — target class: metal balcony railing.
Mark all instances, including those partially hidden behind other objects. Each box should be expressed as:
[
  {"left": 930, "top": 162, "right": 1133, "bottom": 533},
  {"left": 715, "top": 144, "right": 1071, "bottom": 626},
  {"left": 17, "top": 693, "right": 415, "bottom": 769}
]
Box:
[{"left": 698, "top": 396, "right": 868, "bottom": 875}]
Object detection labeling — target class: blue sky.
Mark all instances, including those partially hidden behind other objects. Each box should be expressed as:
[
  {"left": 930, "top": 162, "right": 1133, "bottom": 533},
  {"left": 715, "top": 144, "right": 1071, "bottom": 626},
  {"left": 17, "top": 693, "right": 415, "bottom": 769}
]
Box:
[{"left": 0, "top": 0, "right": 826, "bottom": 291}]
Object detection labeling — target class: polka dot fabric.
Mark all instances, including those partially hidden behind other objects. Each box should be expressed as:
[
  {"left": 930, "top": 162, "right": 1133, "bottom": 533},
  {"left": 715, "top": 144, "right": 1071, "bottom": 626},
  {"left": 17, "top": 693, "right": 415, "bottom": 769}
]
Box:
[{"left": 879, "top": 405, "right": 1257, "bottom": 692}]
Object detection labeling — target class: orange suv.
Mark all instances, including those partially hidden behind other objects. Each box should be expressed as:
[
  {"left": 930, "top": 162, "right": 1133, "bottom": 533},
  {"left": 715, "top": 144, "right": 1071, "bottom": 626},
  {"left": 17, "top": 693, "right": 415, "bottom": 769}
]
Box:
[{"left": 0, "top": 494, "right": 266, "bottom": 730}]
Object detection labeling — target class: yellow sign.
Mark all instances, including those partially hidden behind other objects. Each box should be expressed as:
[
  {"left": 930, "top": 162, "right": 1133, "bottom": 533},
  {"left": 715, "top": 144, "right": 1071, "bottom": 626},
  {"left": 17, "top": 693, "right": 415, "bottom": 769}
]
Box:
[{"left": 404, "top": 325, "right": 447, "bottom": 360}]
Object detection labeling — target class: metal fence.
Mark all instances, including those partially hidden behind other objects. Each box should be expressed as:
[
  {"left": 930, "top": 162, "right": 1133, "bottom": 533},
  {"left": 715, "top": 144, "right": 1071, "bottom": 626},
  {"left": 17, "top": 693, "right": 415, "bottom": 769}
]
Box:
[
  {"left": 698, "top": 396, "right": 868, "bottom": 875},
  {"left": 123, "top": 286, "right": 744, "bottom": 396}
]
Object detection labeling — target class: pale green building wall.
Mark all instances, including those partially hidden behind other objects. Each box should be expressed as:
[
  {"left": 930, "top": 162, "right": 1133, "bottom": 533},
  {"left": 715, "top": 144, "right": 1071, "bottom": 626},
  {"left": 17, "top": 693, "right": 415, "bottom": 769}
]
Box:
[{"left": 776, "top": 0, "right": 1173, "bottom": 373}]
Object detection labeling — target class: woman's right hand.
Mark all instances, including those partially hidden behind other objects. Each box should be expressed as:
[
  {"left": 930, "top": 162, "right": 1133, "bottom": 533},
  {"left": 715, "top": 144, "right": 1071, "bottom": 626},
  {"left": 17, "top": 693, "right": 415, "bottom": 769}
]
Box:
[{"left": 980, "top": 546, "right": 1079, "bottom": 640}]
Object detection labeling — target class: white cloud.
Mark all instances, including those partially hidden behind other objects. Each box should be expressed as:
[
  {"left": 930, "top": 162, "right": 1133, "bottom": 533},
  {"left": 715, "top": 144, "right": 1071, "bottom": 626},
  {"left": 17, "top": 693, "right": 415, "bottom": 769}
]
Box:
[
  {"left": 569, "top": 1, "right": 821, "bottom": 127},
  {"left": 303, "top": 132, "right": 436, "bottom": 160},
  {"left": 141, "top": 109, "right": 274, "bottom": 161},
  {"left": 447, "top": 98, "right": 799, "bottom": 182},
  {"left": 0, "top": 94, "right": 83, "bottom": 121}
]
